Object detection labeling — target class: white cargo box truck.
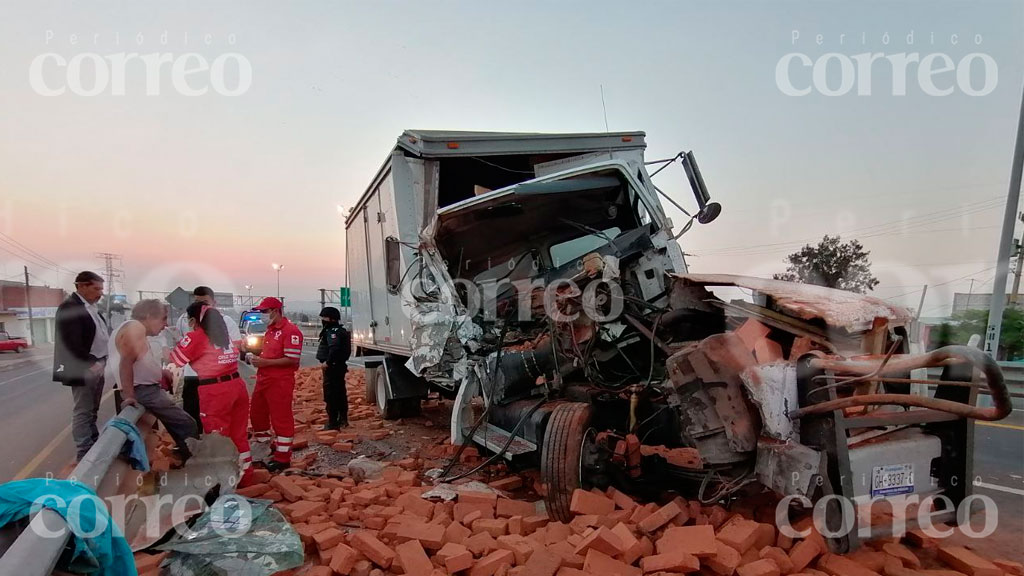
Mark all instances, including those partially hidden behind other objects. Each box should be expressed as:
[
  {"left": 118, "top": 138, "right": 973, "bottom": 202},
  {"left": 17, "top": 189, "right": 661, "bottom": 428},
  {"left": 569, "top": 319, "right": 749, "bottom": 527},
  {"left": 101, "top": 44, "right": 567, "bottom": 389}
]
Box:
[{"left": 345, "top": 130, "right": 716, "bottom": 419}]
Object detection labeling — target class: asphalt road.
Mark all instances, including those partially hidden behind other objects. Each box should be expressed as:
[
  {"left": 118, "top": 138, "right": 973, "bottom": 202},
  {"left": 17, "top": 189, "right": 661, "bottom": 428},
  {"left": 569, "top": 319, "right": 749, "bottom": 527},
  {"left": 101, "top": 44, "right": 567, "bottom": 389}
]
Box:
[{"left": 0, "top": 345, "right": 322, "bottom": 483}]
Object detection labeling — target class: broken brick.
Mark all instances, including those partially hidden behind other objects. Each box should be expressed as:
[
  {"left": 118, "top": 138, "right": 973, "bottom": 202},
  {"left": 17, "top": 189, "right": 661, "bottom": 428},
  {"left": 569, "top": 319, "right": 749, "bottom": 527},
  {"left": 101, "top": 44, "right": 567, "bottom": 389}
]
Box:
[
  {"left": 521, "top": 547, "right": 562, "bottom": 576},
  {"left": 716, "top": 517, "right": 761, "bottom": 553},
  {"left": 638, "top": 500, "right": 682, "bottom": 535},
  {"left": 330, "top": 542, "right": 360, "bottom": 575},
  {"left": 497, "top": 499, "right": 537, "bottom": 519},
  {"left": 655, "top": 525, "right": 717, "bottom": 557},
  {"left": 936, "top": 546, "right": 1002, "bottom": 576},
  {"left": 572, "top": 526, "right": 623, "bottom": 557},
  {"left": 396, "top": 540, "right": 435, "bottom": 576},
  {"left": 639, "top": 550, "right": 700, "bottom": 574},
  {"left": 582, "top": 549, "right": 641, "bottom": 576},
  {"left": 313, "top": 527, "right": 345, "bottom": 551},
  {"left": 736, "top": 558, "right": 781, "bottom": 576},
  {"left": 703, "top": 540, "right": 741, "bottom": 575},
  {"left": 352, "top": 531, "right": 396, "bottom": 569},
  {"left": 470, "top": 549, "right": 515, "bottom": 576},
  {"left": 569, "top": 489, "right": 615, "bottom": 516},
  {"left": 489, "top": 477, "right": 524, "bottom": 492}
]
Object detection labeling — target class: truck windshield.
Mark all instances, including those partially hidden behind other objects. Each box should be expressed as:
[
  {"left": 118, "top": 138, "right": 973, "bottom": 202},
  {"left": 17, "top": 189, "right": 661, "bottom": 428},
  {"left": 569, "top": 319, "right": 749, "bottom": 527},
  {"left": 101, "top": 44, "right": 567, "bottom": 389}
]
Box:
[{"left": 549, "top": 227, "right": 621, "bottom": 268}]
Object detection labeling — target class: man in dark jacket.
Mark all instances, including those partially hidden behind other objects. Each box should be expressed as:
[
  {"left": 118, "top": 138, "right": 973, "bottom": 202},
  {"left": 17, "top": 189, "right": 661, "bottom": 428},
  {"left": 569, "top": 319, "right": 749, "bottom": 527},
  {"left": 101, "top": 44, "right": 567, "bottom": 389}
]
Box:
[
  {"left": 53, "top": 271, "right": 110, "bottom": 461},
  {"left": 316, "top": 306, "right": 351, "bottom": 430}
]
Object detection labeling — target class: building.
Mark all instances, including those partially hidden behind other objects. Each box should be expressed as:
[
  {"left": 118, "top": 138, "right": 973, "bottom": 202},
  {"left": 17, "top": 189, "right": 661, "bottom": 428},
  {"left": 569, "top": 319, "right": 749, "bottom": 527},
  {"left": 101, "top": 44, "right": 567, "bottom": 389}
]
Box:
[
  {"left": 0, "top": 280, "right": 67, "bottom": 345},
  {"left": 951, "top": 292, "right": 1024, "bottom": 315}
]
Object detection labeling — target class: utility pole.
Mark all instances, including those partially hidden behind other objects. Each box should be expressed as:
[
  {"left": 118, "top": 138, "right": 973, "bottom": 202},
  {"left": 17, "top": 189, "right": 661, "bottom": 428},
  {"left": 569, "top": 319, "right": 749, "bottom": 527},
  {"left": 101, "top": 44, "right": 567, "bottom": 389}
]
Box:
[
  {"left": 23, "top": 266, "right": 34, "bottom": 345},
  {"left": 320, "top": 288, "right": 326, "bottom": 310},
  {"left": 95, "top": 252, "right": 123, "bottom": 318},
  {"left": 1011, "top": 212, "right": 1024, "bottom": 304},
  {"left": 985, "top": 82, "right": 1024, "bottom": 360},
  {"left": 966, "top": 278, "right": 975, "bottom": 313}
]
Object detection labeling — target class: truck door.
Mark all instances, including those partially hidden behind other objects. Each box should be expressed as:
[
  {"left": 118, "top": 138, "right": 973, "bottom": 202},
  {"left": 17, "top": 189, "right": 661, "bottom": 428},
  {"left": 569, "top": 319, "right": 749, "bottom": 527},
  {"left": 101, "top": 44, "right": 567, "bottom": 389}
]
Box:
[{"left": 366, "top": 177, "right": 393, "bottom": 344}]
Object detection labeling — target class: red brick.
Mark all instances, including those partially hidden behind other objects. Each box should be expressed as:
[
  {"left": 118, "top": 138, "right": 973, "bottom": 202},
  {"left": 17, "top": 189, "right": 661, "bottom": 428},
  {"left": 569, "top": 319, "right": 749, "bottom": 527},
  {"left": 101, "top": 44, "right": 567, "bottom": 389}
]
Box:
[
  {"left": 466, "top": 532, "right": 499, "bottom": 557},
  {"left": 936, "top": 546, "right": 1002, "bottom": 576},
  {"left": 445, "top": 521, "right": 473, "bottom": 545},
  {"left": 330, "top": 542, "right": 360, "bottom": 575},
  {"left": 736, "top": 558, "right": 781, "bottom": 576},
  {"left": 456, "top": 502, "right": 496, "bottom": 523},
  {"left": 638, "top": 500, "right": 682, "bottom": 534},
  {"left": 758, "top": 547, "right": 794, "bottom": 574},
  {"left": 396, "top": 540, "right": 435, "bottom": 576},
  {"left": 352, "top": 560, "right": 373, "bottom": 576},
  {"left": 470, "top": 549, "right": 515, "bottom": 576},
  {"left": 489, "top": 477, "right": 524, "bottom": 492},
  {"left": 250, "top": 468, "right": 272, "bottom": 484},
  {"left": 313, "top": 527, "right": 345, "bottom": 551},
  {"left": 846, "top": 548, "right": 887, "bottom": 573},
  {"left": 655, "top": 525, "right": 717, "bottom": 557},
  {"left": 289, "top": 501, "right": 327, "bottom": 523},
  {"left": 397, "top": 521, "right": 446, "bottom": 550},
  {"left": 545, "top": 523, "right": 571, "bottom": 545},
  {"left": 442, "top": 545, "right": 475, "bottom": 574},
  {"left": 398, "top": 492, "right": 436, "bottom": 518},
  {"left": 554, "top": 569, "right": 586, "bottom": 576},
  {"left": 508, "top": 516, "right": 523, "bottom": 536},
  {"left": 817, "top": 554, "right": 881, "bottom": 576},
  {"left": 352, "top": 531, "right": 396, "bottom": 569},
  {"left": 639, "top": 550, "right": 700, "bottom": 574},
  {"left": 788, "top": 538, "right": 822, "bottom": 573},
  {"left": 236, "top": 483, "right": 271, "bottom": 498},
  {"left": 520, "top": 547, "right": 561, "bottom": 576},
  {"left": 548, "top": 541, "right": 584, "bottom": 570},
  {"left": 461, "top": 491, "right": 500, "bottom": 506},
  {"left": 473, "top": 518, "right": 509, "bottom": 538},
  {"left": 881, "top": 543, "right": 921, "bottom": 569},
  {"left": 306, "top": 567, "right": 333, "bottom": 576},
  {"left": 582, "top": 549, "right": 641, "bottom": 576},
  {"left": 496, "top": 534, "right": 536, "bottom": 565},
  {"left": 610, "top": 523, "right": 641, "bottom": 564},
  {"left": 497, "top": 499, "right": 537, "bottom": 519},
  {"left": 572, "top": 526, "right": 623, "bottom": 557},
  {"left": 569, "top": 490, "right": 615, "bottom": 516},
  {"left": 994, "top": 559, "right": 1024, "bottom": 576},
  {"left": 716, "top": 518, "right": 761, "bottom": 554},
  {"left": 270, "top": 475, "right": 304, "bottom": 502},
  {"left": 607, "top": 488, "right": 637, "bottom": 512},
  {"left": 703, "top": 540, "right": 741, "bottom": 575}
]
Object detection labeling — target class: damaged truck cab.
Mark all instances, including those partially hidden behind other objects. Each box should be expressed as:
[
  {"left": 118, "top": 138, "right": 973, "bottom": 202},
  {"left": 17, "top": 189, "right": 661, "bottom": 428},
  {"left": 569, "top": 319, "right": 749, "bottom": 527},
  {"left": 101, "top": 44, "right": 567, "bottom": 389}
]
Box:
[{"left": 346, "top": 130, "right": 1011, "bottom": 553}]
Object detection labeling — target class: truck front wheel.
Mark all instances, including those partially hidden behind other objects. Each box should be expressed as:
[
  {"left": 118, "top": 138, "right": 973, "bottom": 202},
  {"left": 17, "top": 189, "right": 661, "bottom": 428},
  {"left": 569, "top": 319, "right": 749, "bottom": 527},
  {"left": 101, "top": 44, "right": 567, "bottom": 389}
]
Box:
[{"left": 540, "top": 402, "right": 592, "bottom": 522}]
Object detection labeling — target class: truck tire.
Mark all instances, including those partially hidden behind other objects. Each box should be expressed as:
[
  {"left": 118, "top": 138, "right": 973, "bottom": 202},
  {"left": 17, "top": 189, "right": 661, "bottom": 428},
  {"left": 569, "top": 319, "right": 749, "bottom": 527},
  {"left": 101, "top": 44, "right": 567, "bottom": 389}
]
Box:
[
  {"left": 375, "top": 368, "right": 403, "bottom": 420},
  {"left": 540, "top": 402, "right": 592, "bottom": 523},
  {"left": 400, "top": 398, "right": 422, "bottom": 418},
  {"left": 364, "top": 366, "right": 378, "bottom": 406}
]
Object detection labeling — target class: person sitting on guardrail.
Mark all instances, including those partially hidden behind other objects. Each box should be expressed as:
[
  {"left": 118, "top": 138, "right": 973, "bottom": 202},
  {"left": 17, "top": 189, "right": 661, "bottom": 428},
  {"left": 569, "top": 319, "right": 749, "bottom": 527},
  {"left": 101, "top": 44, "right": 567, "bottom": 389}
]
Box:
[
  {"left": 170, "top": 301, "right": 254, "bottom": 485},
  {"left": 109, "top": 300, "right": 198, "bottom": 463}
]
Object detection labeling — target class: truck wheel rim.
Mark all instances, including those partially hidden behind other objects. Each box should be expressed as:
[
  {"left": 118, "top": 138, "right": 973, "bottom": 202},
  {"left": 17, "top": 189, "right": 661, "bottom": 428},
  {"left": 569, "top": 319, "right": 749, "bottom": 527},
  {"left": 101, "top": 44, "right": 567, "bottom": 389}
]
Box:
[{"left": 376, "top": 373, "right": 387, "bottom": 412}]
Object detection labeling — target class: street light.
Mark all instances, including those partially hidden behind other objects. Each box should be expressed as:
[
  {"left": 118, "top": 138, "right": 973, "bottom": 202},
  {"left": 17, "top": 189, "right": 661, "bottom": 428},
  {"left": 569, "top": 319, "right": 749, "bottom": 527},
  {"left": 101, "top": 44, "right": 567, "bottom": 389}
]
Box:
[
  {"left": 271, "top": 263, "right": 284, "bottom": 298},
  {"left": 244, "top": 284, "right": 253, "bottom": 304}
]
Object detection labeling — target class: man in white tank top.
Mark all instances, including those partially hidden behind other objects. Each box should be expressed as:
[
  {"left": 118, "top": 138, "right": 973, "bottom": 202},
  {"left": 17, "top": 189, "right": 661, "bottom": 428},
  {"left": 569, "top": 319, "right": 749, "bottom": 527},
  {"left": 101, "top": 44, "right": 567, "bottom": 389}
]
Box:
[{"left": 109, "top": 299, "right": 198, "bottom": 461}]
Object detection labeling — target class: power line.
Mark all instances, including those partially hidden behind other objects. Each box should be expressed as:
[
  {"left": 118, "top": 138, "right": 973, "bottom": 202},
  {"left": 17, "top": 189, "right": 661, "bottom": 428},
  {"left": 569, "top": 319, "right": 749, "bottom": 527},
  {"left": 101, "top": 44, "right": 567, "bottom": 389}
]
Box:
[
  {"left": 0, "top": 232, "right": 68, "bottom": 272},
  {"left": 696, "top": 198, "right": 1006, "bottom": 258}
]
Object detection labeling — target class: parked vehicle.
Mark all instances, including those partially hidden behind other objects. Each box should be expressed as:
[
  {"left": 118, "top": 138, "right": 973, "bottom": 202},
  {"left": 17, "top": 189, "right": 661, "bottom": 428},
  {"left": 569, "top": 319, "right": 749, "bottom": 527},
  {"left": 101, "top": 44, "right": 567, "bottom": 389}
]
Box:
[
  {"left": 0, "top": 332, "right": 28, "bottom": 353},
  {"left": 345, "top": 130, "right": 1009, "bottom": 552},
  {"left": 239, "top": 313, "right": 267, "bottom": 356}
]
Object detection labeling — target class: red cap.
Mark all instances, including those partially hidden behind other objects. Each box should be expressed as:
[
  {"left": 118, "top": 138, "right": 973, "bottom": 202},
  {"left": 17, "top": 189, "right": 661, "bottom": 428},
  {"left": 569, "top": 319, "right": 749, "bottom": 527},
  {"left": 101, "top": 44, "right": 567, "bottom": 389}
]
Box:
[{"left": 254, "top": 297, "right": 283, "bottom": 311}]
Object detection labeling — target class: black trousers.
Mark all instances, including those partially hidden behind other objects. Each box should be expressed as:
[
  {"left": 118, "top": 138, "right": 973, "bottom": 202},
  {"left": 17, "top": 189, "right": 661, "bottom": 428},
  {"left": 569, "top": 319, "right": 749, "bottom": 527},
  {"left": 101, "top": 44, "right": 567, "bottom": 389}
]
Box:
[
  {"left": 323, "top": 365, "right": 348, "bottom": 426},
  {"left": 182, "top": 376, "right": 203, "bottom": 437}
]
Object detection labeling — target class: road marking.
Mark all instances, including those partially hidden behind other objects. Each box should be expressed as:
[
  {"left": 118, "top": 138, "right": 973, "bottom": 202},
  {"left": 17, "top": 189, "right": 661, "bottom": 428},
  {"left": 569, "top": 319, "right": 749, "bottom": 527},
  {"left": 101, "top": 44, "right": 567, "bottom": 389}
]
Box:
[
  {"left": 974, "top": 481, "right": 1024, "bottom": 497},
  {"left": 0, "top": 367, "right": 49, "bottom": 387},
  {"left": 12, "top": 388, "right": 115, "bottom": 481},
  {"left": 977, "top": 421, "right": 1024, "bottom": 431}
]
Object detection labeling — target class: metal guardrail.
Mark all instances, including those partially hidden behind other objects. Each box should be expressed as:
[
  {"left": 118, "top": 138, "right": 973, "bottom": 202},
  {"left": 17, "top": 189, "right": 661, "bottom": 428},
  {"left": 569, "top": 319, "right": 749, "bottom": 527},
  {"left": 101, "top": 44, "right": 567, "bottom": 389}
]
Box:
[
  {"left": 926, "top": 362, "right": 1024, "bottom": 399},
  {"left": 0, "top": 405, "right": 144, "bottom": 576}
]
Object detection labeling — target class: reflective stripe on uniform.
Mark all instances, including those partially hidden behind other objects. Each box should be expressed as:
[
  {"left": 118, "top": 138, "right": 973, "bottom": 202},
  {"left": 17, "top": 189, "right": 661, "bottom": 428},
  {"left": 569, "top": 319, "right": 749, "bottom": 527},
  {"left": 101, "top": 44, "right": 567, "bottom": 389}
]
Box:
[
  {"left": 276, "top": 436, "right": 292, "bottom": 444},
  {"left": 276, "top": 445, "right": 291, "bottom": 452}
]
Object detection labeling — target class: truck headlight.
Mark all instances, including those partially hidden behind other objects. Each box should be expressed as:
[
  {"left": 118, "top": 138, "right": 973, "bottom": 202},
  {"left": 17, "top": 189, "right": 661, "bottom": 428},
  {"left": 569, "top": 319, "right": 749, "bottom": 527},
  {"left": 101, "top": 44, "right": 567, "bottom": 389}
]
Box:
[{"left": 247, "top": 336, "right": 259, "bottom": 347}]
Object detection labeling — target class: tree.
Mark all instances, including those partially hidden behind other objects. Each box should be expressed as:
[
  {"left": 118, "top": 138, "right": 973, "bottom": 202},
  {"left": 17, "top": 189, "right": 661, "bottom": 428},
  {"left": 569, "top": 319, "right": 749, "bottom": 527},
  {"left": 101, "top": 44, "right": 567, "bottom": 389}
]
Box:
[
  {"left": 774, "top": 235, "right": 879, "bottom": 293},
  {"left": 932, "top": 307, "right": 1024, "bottom": 360}
]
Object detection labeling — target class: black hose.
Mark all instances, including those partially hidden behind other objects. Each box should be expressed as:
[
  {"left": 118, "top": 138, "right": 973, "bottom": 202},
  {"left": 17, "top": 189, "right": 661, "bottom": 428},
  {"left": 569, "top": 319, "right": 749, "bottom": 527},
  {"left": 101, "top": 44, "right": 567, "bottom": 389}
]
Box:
[{"left": 440, "top": 397, "right": 546, "bottom": 483}]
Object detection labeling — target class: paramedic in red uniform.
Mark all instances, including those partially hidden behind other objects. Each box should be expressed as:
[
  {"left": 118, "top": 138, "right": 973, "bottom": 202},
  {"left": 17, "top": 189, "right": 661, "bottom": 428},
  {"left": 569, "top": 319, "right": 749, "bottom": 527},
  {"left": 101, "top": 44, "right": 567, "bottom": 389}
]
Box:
[
  {"left": 248, "top": 297, "right": 303, "bottom": 472},
  {"left": 170, "top": 301, "right": 254, "bottom": 485}
]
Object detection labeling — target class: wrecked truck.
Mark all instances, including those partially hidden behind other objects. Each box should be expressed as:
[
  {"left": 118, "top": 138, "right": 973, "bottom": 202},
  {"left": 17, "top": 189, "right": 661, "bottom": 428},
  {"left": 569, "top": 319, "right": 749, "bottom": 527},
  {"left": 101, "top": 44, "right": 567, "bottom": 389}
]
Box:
[{"left": 345, "top": 130, "right": 1011, "bottom": 552}]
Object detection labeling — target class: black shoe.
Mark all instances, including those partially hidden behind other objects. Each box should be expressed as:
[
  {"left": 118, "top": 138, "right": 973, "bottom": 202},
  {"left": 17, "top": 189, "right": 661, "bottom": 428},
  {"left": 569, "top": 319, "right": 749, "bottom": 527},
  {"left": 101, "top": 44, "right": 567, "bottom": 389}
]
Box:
[
  {"left": 264, "top": 460, "right": 289, "bottom": 473},
  {"left": 337, "top": 421, "right": 349, "bottom": 428},
  {"left": 322, "top": 422, "right": 341, "bottom": 431}
]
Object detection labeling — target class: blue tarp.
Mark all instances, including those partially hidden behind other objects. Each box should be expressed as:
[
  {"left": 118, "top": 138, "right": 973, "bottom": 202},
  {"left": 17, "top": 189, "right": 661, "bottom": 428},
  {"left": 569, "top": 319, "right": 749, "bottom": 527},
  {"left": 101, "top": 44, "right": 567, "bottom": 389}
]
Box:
[{"left": 0, "top": 479, "right": 137, "bottom": 576}]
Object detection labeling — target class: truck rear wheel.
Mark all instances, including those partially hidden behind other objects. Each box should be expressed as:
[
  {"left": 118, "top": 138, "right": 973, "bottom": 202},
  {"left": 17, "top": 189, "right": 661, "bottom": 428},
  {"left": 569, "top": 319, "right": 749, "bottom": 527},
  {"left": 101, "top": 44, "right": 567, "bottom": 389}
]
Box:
[{"left": 541, "top": 402, "right": 592, "bottom": 522}]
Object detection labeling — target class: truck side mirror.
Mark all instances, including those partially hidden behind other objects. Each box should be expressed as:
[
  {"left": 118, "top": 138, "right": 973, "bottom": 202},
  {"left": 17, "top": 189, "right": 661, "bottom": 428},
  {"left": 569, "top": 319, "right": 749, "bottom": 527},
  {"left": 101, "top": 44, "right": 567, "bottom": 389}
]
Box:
[{"left": 681, "top": 151, "right": 722, "bottom": 224}]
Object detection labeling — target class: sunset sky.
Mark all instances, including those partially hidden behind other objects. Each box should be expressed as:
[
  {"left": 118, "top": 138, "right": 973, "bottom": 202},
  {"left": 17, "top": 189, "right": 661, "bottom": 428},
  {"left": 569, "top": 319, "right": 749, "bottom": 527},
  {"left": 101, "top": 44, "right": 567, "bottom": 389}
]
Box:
[{"left": 1, "top": 1, "right": 1022, "bottom": 314}]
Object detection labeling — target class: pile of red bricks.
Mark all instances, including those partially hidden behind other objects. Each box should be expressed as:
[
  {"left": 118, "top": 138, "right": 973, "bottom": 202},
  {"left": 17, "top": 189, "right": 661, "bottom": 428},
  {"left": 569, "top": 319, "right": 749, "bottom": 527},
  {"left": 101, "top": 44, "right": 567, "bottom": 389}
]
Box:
[{"left": 130, "top": 368, "right": 1023, "bottom": 576}]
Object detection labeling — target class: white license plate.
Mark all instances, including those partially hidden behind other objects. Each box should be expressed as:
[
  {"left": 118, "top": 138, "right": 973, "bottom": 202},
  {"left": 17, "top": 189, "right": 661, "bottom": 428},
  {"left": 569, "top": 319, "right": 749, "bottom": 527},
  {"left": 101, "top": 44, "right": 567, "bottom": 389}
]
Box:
[{"left": 871, "top": 463, "right": 915, "bottom": 497}]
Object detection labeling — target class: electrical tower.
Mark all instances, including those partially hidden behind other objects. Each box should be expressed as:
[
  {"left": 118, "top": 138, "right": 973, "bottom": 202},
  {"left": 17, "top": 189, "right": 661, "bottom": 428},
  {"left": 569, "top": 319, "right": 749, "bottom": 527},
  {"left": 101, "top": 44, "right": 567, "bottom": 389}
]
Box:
[{"left": 95, "top": 252, "right": 123, "bottom": 316}]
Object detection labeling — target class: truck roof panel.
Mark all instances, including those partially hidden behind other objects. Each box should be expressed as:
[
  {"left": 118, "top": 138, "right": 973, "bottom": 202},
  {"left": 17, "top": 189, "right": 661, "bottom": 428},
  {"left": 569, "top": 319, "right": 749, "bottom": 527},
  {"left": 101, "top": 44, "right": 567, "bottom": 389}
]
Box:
[{"left": 398, "top": 129, "right": 646, "bottom": 157}]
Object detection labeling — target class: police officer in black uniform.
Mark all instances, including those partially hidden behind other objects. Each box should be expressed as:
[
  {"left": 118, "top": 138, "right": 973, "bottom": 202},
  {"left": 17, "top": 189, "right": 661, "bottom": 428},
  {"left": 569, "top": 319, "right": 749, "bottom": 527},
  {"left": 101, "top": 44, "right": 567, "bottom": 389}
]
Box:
[{"left": 316, "top": 306, "right": 351, "bottom": 430}]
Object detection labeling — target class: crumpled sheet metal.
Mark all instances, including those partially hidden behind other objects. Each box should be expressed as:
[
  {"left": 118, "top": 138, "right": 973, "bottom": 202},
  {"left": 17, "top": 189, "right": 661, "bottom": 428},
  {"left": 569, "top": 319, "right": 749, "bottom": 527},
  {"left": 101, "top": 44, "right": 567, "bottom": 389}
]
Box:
[
  {"left": 740, "top": 363, "right": 800, "bottom": 442},
  {"left": 755, "top": 440, "right": 823, "bottom": 498},
  {"left": 672, "top": 273, "right": 911, "bottom": 332}
]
